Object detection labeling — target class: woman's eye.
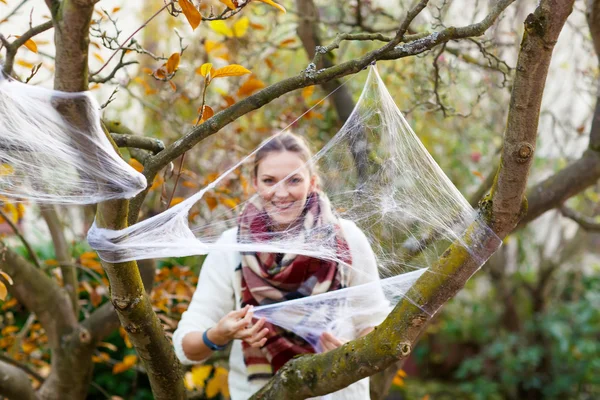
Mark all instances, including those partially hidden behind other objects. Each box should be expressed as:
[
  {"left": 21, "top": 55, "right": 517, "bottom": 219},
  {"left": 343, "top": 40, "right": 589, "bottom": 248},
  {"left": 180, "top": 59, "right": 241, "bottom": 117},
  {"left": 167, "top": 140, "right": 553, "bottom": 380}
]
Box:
[
  {"left": 288, "top": 177, "right": 302, "bottom": 185},
  {"left": 262, "top": 178, "right": 274, "bottom": 184}
]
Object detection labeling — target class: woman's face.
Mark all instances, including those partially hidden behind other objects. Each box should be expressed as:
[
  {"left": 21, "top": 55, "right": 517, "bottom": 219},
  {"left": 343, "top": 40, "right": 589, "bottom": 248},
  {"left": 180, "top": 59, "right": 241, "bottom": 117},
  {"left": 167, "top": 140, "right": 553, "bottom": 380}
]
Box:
[{"left": 254, "top": 150, "right": 315, "bottom": 230}]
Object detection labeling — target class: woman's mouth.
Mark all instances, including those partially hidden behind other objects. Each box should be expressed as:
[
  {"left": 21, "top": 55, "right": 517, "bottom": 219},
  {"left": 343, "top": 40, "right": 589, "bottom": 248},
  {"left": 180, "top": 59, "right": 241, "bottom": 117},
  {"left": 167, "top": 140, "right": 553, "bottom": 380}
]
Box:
[{"left": 271, "top": 201, "right": 295, "bottom": 211}]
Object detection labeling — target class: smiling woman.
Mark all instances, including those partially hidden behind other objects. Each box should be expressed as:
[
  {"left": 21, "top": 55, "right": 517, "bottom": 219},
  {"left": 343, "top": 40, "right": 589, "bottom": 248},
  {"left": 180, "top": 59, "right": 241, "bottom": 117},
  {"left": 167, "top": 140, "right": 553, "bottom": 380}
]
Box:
[{"left": 173, "top": 132, "right": 379, "bottom": 400}]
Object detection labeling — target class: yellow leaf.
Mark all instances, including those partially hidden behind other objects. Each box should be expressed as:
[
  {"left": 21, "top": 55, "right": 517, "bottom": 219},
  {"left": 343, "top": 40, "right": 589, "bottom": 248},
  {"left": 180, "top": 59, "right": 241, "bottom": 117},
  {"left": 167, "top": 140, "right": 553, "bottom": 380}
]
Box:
[
  {"left": 166, "top": 53, "right": 180, "bottom": 74},
  {"left": 209, "top": 20, "right": 234, "bottom": 37},
  {"left": 179, "top": 0, "right": 202, "bottom": 30},
  {"left": 191, "top": 365, "right": 212, "bottom": 388},
  {"left": 211, "top": 64, "right": 251, "bottom": 79},
  {"left": 204, "top": 40, "right": 225, "bottom": 54},
  {"left": 219, "top": 0, "right": 237, "bottom": 9},
  {"left": 255, "top": 0, "right": 286, "bottom": 13},
  {"left": 1, "top": 325, "right": 18, "bottom": 335},
  {"left": 233, "top": 16, "right": 249, "bottom": 38},
  {"left": 206, "top": 367, "right": 229, "bottom": 398},
  {"left": 112, "top": 7, "right": 121, "bottom": 13},
  {"left": 15, "top": 60, "right": 34, "bottom": 68},
  {"left": 93, "top": 52, "right": 104, "bottom": 63},
  {"left": 0, "top": 0, "right": 6, "bottom": 4},
  {"left": 197, "top": 62, "right": 213, "bottom": 78},
  {"left": 170, "top": 197, "right": 184, "bottom": 207},
  {"left": 219, "top": 197, "right": 238, "bottom": 209},
  {"left": 0, "top": 282, "right": 7, "bottom": 301},
  {"left": 112, "top": 354, "right": 137, "bottom": 374},
  {"left": 0, "top": 164, "right": 14, "bottom": 176},
  {"left": 128, "top": 158, "right": 144, "bottom": 172},
  {"left": 0, "top": 271, "right": 13, "bottom": 285}
]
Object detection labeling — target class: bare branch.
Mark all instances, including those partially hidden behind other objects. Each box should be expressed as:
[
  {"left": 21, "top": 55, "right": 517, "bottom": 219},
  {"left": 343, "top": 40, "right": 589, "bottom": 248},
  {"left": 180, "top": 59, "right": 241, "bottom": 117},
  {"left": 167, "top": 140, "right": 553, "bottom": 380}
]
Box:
[
  {"left": 41, "top": 206, "right": 78, "bottom": 316},
  {"left": 0, "top": 207, "right": 42, "bottom": 269},
  {"left": 2, "top": 20, "right": 53, "bottom": 76},
  {"left": 0, "top": 359, "right": 38, "bottom": 400},
  {"left": 104, "top": 120, "right": 165, "bottom": 154},
  {"left": 560, "top": 205, "right": 600, "bottom": 231},
  {"left": 0, "top": 352, "right": 45, "bottom": 383}
]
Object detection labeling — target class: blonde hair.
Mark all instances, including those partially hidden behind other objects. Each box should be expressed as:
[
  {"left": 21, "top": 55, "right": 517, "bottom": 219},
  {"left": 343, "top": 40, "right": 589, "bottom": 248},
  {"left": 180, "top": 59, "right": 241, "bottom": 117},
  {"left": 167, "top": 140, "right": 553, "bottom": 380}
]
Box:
[{"left": 253, "top": 132, "right": 318, "bottom": 179}]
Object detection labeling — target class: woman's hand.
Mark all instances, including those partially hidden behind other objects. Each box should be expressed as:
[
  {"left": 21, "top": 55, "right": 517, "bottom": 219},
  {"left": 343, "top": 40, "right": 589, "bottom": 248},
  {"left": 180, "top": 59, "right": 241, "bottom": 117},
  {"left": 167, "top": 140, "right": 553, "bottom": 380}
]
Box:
[
  {"left": 211, "top": 305, "right": 269, "bottom": 348},
  {"left": 319, "top": 331, "right": 348, "bottom": 352}
]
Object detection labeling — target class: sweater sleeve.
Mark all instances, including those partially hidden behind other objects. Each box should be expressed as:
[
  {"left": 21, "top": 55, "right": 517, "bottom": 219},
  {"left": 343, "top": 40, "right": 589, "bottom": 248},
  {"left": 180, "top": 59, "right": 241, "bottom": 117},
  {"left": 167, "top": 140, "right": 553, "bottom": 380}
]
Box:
[
  {"left": 342, "top": 220, "right": 390, "bottom": 334},
  {"left": 172, "top": 229, "right": 238, "bottom": 365}
]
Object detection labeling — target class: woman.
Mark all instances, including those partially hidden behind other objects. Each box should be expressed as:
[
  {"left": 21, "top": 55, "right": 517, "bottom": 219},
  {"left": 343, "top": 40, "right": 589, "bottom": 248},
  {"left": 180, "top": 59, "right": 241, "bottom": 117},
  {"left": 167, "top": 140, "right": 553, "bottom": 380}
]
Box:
[{"left": 173, "top": 132, "right": 383, "bottom": 399}]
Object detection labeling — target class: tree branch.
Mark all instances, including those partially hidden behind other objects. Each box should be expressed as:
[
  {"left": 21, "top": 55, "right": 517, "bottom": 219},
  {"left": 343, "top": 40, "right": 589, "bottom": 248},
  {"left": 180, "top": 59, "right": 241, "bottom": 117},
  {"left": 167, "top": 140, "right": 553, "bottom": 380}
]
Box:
[
  {"left": 104, "top": 120, "right": 165, "bottom": 154},
  {"left": 2, "top": 20, "right": 54, "bottom": 76},
  {"left": 560, "top": 205, "right": 600, "bottom": 231},
  {"left": 41, "top": 206, "right": 78, "bottom": 317},
  {"left": 251, "top": 0, "right": 573, "bottom": 397},
  {"left": 0, "top": 359, "right": 38, "bottom": 400}
]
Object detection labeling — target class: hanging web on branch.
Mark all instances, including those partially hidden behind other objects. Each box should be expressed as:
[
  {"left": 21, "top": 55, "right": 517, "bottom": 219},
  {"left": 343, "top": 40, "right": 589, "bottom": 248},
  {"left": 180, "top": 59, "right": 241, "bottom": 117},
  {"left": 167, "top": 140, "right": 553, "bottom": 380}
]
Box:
[
  {"left": 0, "top": 74, "right": 146, "bottom": 204},
  {"left": 87, "top": 65, "right": 501, "bottom": 351}
]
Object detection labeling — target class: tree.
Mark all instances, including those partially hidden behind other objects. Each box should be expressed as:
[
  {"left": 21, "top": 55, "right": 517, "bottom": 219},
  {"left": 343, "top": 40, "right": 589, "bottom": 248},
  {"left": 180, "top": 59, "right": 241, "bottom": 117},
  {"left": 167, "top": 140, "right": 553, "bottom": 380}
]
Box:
[{"left": 0, "top": 0, "right": 596, "bottom": 399}]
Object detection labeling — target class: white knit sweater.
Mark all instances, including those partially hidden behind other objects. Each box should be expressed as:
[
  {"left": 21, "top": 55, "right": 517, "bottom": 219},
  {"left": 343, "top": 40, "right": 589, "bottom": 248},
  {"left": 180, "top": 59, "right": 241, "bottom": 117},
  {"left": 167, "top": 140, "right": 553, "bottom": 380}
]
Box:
[{"left": 173, "top": 219, "right": 386, "bottom": 400}]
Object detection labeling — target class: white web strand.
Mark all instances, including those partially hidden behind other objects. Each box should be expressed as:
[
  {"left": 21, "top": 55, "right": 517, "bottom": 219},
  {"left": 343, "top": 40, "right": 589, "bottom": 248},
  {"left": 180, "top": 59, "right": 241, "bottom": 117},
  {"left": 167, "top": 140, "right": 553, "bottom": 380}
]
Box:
[
  {"left": 88, "top": 66, "right": 502, "bottom": 366},
  {"left": 0, "top": 74, "right": 146, "bottom": 204}
]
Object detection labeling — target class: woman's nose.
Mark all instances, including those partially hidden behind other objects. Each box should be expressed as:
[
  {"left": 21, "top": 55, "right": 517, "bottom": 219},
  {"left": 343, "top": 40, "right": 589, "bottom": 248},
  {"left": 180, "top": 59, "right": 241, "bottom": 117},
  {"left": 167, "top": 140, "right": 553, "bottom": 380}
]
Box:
[{"left": 273, "top": 183, "right": 289, "bottom": 198}]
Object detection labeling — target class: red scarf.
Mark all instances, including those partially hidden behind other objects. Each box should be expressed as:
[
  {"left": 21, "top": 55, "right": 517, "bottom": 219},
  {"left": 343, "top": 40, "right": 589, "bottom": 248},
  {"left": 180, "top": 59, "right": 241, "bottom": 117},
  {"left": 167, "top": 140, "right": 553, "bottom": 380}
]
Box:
[{"left": 237, "top": 191, "right": 351, "bottom": 381}]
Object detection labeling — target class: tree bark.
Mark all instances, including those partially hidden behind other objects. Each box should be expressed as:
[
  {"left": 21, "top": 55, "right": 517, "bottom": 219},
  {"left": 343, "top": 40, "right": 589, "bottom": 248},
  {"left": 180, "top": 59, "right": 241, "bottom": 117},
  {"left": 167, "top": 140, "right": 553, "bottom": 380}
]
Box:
[{"left": 0, "top": 360, "right": 38, "bottom": 400}]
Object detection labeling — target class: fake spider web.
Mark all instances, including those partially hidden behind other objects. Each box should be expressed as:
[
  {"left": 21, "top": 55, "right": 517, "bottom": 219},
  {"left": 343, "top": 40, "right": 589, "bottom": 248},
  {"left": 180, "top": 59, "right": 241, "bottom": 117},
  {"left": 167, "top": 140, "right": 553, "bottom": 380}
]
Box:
[
  {"left": 87, "top": 65, "right": 501, "bottom": 350},
  {"left": 0, "top": 73, "right": 146, "bottom": 204}
]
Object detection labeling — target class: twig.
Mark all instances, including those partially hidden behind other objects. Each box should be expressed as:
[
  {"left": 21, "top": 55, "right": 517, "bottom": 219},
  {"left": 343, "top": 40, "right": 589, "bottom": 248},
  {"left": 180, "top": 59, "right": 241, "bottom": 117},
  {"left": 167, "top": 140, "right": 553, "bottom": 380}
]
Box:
[
  {"left": 0, "top": 207, "right": 42, "bottom": 269},
  {"left": 94, "top": 0, "right": 175, "bottom": 76},
  {"left": 0, "top": 352, "right": 45, "bottom": 383},
  {"left": 0, "top": 0, "right": 30, "bottom": 22},
  {"left": 560, "top": 206, "right": 600, "bottom": 231}
]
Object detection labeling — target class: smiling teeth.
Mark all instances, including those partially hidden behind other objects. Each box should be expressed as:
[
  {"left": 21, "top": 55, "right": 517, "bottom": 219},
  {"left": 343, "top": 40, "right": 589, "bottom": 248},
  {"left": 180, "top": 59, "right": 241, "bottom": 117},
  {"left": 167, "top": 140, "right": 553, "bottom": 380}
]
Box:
[{"left": 272, "top": 202, "right": 294, "bottom": 210}]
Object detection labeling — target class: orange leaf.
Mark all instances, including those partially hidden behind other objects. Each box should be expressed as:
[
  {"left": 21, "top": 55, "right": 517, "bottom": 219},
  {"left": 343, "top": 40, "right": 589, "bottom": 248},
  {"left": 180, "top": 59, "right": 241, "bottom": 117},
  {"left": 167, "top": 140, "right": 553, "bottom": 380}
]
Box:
[
  {"left": 112, "top": 7, "right": 121, "bottom": 13},
  {"left": 218, "top": 0, "right": 237, "bottom": 9},
  {"left": 112, "top": 354, "right": 137, "bottom": 374},
  {"left": 205, "top": 194, "right": 218, "bottom": 211},
  {"left": 236, "top": 75, "right": 265, "bottom": 97},
  {"left": 166, "top": 53, "right": 180, "bottom": 74},
  {"left": 279, "top": 38, "right": 296, "bottom": 47},
  {"left": 255, "top": 0, "right": 286, "bottom": 13},
  {"left": 202, "top": 105, "right": 214, "bottom": 119},
  {"left": 128, "top": 158, "right": 144, "bottom": 172},
  {"left": 179, "top": 0, "right": 202, "bottom": 30},
  {"left": 0, "top": 282, "right": 7, "bottom": 301},
  {"left": 211, "top": 64, "right": 251, "bottom": 79},
  {"left": 169, "top": 80, "right": 177, "bottom": 91},
  {"left": 170, "top": 197, "right": 184, "bottom": 207},
  {"left": 250, "top": 22, "right": 265, "bottom": 30},
  {"left": 182, "top": 181, "right": 198, "bottom": 189},
  {"left": 23, "top": 39, "right": 38, "bottom": 53}
]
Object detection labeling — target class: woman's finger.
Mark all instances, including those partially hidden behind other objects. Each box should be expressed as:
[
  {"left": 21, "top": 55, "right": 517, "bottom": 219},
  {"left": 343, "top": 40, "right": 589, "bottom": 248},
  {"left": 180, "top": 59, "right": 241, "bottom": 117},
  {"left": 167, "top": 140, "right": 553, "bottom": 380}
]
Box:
[{"left": 233, "top": 307, "right": 254, "bottom": 330}]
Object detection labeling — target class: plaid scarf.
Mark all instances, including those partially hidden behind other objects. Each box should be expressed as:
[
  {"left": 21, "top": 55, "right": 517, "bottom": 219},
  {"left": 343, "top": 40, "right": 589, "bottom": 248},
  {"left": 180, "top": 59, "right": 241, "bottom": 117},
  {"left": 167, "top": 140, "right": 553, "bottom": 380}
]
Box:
[{"left": 237, "top": 191, "right": 351, "bottom": 381}]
